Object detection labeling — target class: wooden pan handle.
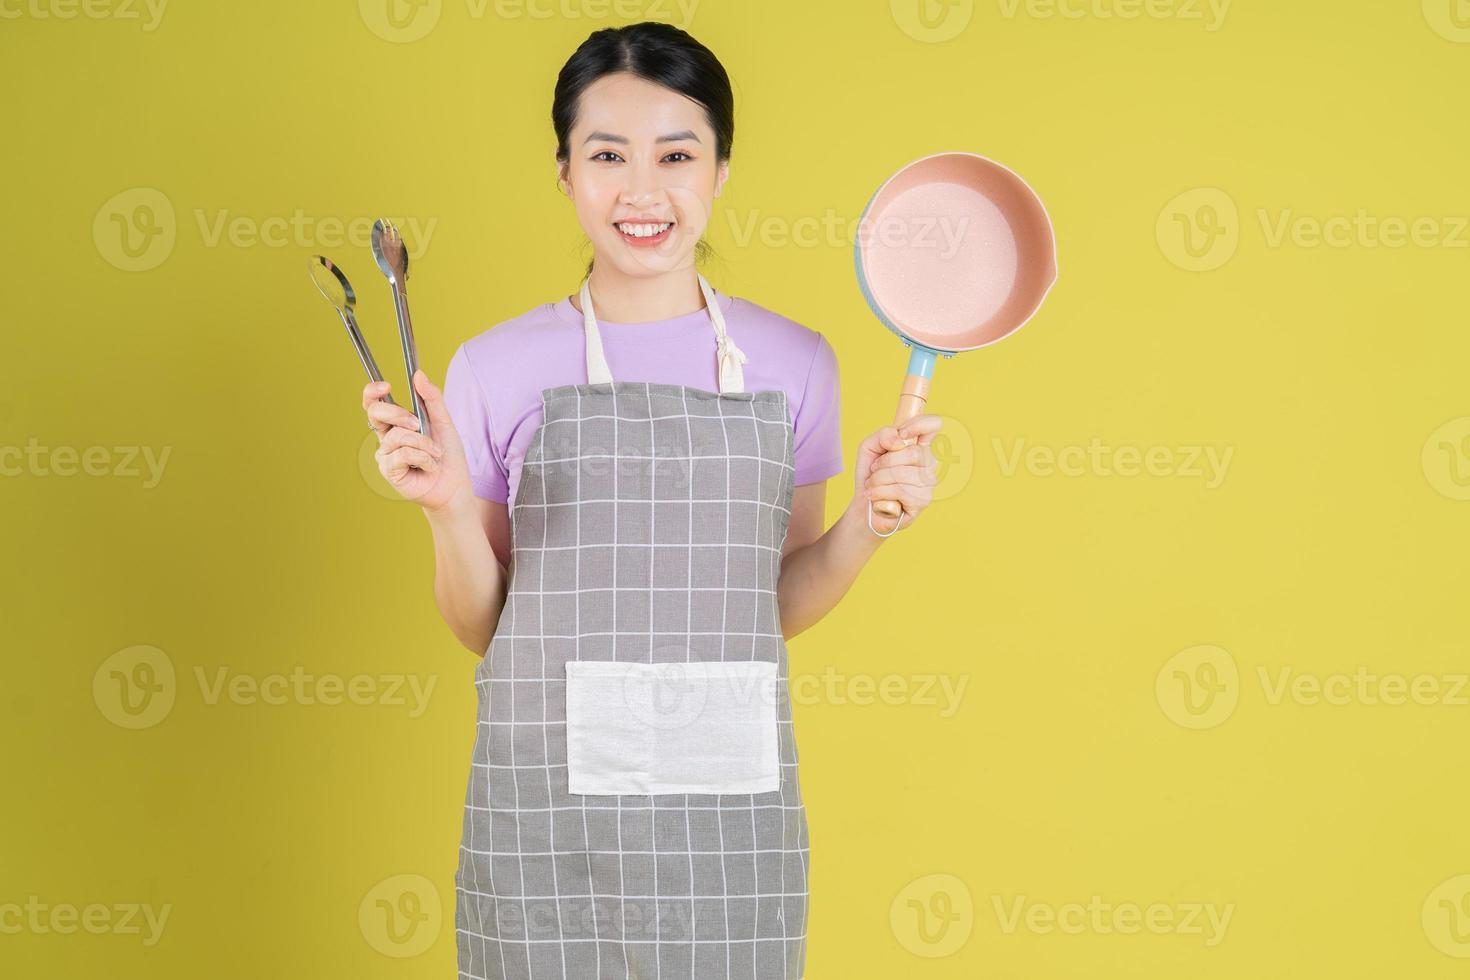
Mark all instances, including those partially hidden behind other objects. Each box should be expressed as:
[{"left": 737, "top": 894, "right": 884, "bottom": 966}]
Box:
[{"left": 874, "top": 373, "right": 930, "bottom": 518}]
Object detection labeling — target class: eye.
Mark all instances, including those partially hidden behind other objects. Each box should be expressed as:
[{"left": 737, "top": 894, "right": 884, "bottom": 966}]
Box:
[
  {"left": 591, "top": 151, "right": 623, "bottom": 163},
  {"left": 663, "top": 151, "right": 693, "bottom": 163}
]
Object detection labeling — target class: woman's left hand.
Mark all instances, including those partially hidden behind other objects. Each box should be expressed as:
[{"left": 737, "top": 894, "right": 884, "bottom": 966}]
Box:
[{"left": 849, "top": 414, "right": 943, "bottom": 536}]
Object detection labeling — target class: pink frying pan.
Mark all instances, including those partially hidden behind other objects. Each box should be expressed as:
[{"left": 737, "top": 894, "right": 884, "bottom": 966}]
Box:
[{"left": 854, "top": 151, "right": 1057, "bottom": 520}]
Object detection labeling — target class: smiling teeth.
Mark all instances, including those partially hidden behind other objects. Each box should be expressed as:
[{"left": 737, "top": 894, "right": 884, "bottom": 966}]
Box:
[{"left": 617, "top": 222, "right": 672, "bottom": 238}]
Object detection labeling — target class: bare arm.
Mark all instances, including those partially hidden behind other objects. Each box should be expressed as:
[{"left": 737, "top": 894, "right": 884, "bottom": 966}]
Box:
[
  {"left": 365, "top": 371, "right": 513, "bottom": 658},
  {"left": 777, "top": 483, "right": 885, "bottom": 639},
  {"left": 777, "top": 416, "right": 943, "bottom": 640},
  {"left": 424, "top": 494, "right": 510, "bottom": 657}
]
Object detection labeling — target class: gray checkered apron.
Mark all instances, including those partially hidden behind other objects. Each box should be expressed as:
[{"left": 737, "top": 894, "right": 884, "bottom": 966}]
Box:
[{"left": 455, "top": 273, "right": 810, "bottom": 979}]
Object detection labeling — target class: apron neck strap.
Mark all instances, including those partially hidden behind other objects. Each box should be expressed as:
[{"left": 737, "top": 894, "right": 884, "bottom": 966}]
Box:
[{"left": 580, "top": 272, "right": 747, "bottom": 394}]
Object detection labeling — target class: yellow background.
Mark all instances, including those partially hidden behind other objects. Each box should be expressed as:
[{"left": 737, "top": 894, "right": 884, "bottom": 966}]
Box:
[{"left": 3, "top": 0, "right": 1469, "bottom": 976}]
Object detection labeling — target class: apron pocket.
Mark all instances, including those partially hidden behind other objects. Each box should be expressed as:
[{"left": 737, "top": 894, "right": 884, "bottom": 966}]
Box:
[{"left": 565, "top": 660, "right": 781, "bottom": 795}]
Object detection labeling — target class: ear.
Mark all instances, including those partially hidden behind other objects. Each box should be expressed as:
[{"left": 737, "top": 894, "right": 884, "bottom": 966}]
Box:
[
  {"left": 555, "top": 152, "right": 571, "bottom": 196},
  {"left": 714, "top": 159, "right": 731, "bottom": 199}
]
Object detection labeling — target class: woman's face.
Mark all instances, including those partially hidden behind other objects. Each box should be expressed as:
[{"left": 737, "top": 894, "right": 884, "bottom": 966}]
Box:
[{"left": 558, "top": 71, "right": 728, "bottom": 279}]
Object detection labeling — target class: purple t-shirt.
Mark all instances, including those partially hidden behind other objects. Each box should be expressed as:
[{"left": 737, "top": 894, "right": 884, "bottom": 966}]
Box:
[{"left": 442, "top": 285, "right": 844, "bottom": 507}]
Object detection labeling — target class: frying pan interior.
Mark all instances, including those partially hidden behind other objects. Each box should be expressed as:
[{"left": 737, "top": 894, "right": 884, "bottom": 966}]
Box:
[{"left": 856, "top": 152, "right": 1057, "bottom": 353}]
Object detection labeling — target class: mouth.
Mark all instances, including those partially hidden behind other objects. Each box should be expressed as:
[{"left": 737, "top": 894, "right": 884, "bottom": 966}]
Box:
[{"left": 614, "top": 220, "right": 675, "bottom": 248}]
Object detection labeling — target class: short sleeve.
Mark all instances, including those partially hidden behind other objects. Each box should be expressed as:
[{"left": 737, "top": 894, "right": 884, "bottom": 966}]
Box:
[
  {"left": 441, "top": 342, "right": 510, "bottom": 503},
  {"left": 792, "top": 332, "right": 844, "bottom": 485}
]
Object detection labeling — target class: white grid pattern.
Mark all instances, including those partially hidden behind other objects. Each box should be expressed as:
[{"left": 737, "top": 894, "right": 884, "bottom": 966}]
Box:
[{"left": 455, "top": 381, "right": 809, "bottom": 980}]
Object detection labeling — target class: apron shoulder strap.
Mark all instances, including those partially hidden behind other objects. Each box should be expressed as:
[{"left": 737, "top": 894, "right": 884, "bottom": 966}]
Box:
[
  {"left": 698, "top": 272, "right": 747, "bottom": 394},
  {"left": 579, "top": 273, "right": 748, "bottom": 394},
  {"left": 580, "top": 277, "right": 614, "bottom": 386}
]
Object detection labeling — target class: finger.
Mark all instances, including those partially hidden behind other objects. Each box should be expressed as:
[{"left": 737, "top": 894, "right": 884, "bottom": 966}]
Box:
[
  {"left": 897, "top": 414, "right": 941, "bottom": 434},
  {"left": 361, "top": 380, "right": 393, "bottom": 412},
  {"left": 866, "top": 466, "right": 934, "bottom": 491},
  {"left": 863, "top": 486, "right": 921, "bottom": 528},
  {"left": 896, "top": 450, "right": 938, "bottom": 479},
  {"left": 378, "top": 445, "right": 438, "bottom": 476},
  {"left": 870, "top": 444, "right": 927, "bottom": 470},
  {"left": 871, "top": 426, "right": 910, "bottom": 453},
  {"left": 865, "top": 481, "right": 926, "bottom": 513},
  {"left": 414, "top": 369, "right": 456, "bottom": 431},
  {"left": 873, "top": 444, "right": 939, "bottom": 479},
  {"left": 866, "top": 464, "right": 936, "bottom": 488},
  {"left": 896, "top": 414, "right": 943, "bottom": 443},
  {"left": 380, "top": 427, "right": 443, "bottom": 458},
  {"left": 367, "top": 401, "right": 423, "bottom": 431}
]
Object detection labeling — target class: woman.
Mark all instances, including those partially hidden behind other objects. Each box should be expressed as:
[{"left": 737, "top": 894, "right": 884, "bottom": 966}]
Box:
[{"left": 363, "top": 22, "right": 940, "bottom": 980}]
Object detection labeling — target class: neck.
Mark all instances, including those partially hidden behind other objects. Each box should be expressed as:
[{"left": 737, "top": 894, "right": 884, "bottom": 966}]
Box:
[{"left": 577, "top": 264, "right": 705, "bottom": 323}]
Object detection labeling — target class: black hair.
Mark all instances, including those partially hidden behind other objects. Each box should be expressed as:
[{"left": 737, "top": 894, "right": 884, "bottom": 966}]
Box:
[{"left": 552, "top": 22, "right": 734, "bottom": 275}]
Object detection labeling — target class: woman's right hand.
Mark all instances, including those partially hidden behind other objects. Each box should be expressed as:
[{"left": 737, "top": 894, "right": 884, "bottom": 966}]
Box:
[{"left": 364, "top": 369, "right": 472, "bottom": 512}]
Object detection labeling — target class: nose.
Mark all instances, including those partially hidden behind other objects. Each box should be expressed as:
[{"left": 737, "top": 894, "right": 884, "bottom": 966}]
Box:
[
  {"left": 620, "top": 185, "right": 659, "bottom": 209},
  {"left": 619, "top": 161, "right": 665, "bottom": 209}
]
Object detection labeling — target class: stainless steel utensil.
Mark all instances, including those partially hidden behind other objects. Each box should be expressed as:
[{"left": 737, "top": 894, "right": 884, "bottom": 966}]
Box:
[
  {"left": 307, "top": 255, "right": 397, "bottom": 407},
  {"left": 370, "top": 218, "right": 429, "bottom": 437}
]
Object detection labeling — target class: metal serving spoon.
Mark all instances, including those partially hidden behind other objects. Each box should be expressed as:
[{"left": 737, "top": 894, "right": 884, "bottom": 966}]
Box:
[
  {"left": 307, "top": 255, "right": 397, "bottom": 406},
  {"left": 370, "top": 218, "right": 429, "bottom": 437}
]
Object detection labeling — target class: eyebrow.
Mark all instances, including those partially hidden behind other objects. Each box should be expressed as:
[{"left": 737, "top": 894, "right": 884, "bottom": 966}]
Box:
[{"left": 583, "top": 130, "right": 702, "bottom": 145}]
